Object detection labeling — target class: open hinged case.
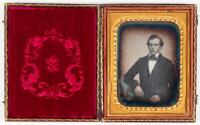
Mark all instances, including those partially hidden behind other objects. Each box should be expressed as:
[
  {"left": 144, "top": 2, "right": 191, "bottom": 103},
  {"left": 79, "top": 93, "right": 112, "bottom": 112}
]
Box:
[{"left": 5, "top": 3, "right": 197, "bottom": 122}]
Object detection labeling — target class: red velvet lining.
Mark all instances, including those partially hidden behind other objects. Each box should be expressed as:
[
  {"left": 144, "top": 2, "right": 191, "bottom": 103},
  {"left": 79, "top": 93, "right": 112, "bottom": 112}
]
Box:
[{"left": 7, "top": 5, "right": 97, "bottom": 119}]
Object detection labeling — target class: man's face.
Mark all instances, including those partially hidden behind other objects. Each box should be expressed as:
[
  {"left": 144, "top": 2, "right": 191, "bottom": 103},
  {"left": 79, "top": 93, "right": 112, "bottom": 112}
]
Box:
[{"left": 148, "top": 38, "right": 162, "bottom": 55}]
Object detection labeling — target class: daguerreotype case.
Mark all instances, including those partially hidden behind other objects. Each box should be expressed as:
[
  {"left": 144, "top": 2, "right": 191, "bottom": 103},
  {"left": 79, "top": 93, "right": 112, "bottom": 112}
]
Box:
[{"left": 5, "top": 3, "right": 197, "bottom": 122}]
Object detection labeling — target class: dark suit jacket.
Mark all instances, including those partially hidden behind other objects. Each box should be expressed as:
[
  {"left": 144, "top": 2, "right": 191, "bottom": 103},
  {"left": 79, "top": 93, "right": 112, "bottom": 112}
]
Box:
[{"left": 124, "top": 54, "right": 176, "bottom": 103}]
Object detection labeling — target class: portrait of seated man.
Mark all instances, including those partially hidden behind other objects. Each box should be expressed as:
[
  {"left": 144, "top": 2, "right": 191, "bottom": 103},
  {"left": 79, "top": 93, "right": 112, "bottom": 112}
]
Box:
[{"left": 122, "top": 34, "right": 177, "bottom": 106}]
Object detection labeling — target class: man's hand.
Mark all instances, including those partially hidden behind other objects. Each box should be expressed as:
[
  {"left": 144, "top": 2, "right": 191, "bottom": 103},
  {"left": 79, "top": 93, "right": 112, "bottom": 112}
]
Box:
[
  {"left": 134, "top": 85, "right": 144, "bottom": 97},
  {"left": 150, "top": 95, "right": 160, "bottom": 103}
]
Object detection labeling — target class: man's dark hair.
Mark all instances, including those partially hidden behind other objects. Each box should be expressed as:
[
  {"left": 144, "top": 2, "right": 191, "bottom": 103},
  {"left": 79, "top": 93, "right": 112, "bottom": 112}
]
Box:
[{"left": 147, "top": 35, "right": 164, "bottom": 47}]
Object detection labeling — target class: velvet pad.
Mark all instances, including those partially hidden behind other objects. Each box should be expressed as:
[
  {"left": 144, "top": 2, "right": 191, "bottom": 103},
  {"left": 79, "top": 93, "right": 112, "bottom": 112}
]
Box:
[{"left": 7, "top": 5, "right": 97, "bottom": 119}]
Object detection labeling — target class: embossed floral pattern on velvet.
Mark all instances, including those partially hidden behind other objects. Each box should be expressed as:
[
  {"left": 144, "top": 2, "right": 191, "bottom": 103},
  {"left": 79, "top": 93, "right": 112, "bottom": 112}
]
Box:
[{"left": 21, "top": 29, "right": 84, "bottom": 99}]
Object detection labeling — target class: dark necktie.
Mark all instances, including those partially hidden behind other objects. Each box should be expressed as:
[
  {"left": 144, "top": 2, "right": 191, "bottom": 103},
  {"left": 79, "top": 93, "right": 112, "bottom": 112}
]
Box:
[{"left": 149, "top": 55, "right": 157, "bottom": 61}]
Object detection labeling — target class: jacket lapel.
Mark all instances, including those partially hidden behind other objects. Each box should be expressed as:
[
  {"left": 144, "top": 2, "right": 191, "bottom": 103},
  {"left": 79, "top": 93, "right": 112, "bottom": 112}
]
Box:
[
  {"left": 144, "top": 56, "right": 151, "bottom": 77},
  {"left": 150, "top": 54, "right": 163, "bottom": 77}
]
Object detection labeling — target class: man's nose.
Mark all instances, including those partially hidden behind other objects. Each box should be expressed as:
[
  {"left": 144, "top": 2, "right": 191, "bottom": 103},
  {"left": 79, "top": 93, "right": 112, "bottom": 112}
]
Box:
[{"left": 151, "top": 45, "right": 156, "bottom": 49}]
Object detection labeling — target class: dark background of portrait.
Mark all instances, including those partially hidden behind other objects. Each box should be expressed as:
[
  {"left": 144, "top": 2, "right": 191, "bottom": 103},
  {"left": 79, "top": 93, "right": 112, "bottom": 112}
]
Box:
[{"left": 118, "top": 22, "right": 180, "bottom": 106}]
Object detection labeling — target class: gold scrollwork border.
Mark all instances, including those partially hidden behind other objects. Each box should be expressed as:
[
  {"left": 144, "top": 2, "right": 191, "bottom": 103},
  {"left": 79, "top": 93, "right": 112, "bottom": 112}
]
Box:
[
  {"left": 102, "top": 4, "right": 196, "bottom": 122},
  {"left": 111, "top": 17, "right": 184, "bottom": 111}
]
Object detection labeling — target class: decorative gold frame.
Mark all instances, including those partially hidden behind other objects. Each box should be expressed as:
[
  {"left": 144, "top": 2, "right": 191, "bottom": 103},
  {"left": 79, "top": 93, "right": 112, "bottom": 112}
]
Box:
[
  {"left": 4, "top": 3, "right": 101, "bottom": 122},
  {"left": 103, "top": 5, "right": 197, "bottom": 121}
]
